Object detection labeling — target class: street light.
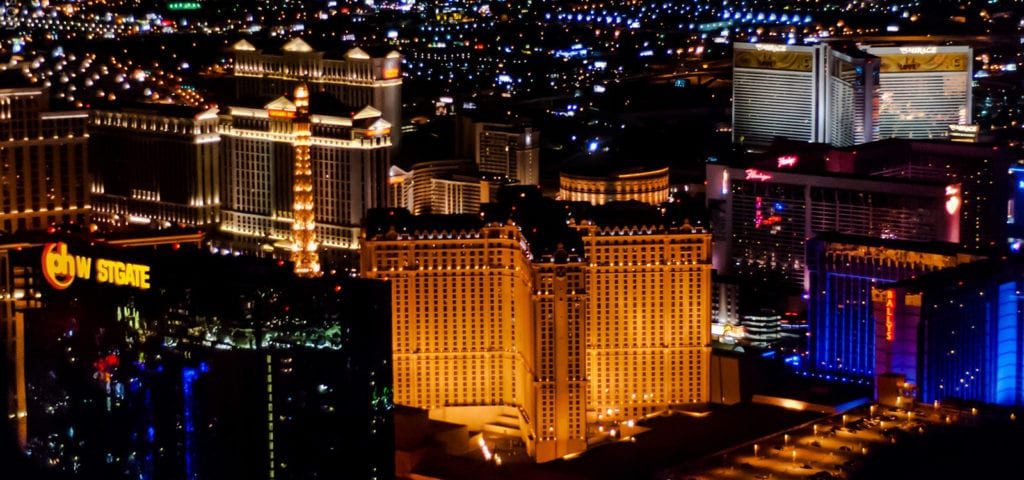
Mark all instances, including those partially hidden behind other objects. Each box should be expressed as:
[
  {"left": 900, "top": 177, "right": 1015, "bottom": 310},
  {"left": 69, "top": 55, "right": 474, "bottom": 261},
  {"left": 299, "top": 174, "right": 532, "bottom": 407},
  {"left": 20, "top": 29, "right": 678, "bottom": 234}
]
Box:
[
  {"left": 754, "top": 443, "right": 759, "bottom": 458},
  {"left": 784, "top": 434, "right": 790, "bottom": 446}
]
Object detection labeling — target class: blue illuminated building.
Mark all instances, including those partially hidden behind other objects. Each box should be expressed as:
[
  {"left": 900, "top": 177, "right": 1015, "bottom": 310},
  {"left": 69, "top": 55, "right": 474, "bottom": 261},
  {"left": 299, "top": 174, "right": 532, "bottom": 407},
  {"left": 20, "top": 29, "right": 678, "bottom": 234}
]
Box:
[
  {"left": 882, "top": 258, "right": 1024, "bottom": 406},
  {"left": 806, "top": 233, "right": 980, "bottom": 383}
]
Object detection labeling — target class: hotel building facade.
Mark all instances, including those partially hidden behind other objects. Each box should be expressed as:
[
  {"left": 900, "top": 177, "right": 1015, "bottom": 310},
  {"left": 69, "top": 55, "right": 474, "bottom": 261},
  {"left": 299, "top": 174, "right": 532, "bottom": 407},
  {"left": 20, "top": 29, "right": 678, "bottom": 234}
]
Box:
[
  {"left": 232, "top": 38, "right": 402, "bottom": 146},
  {"left": 0, "top": 84, "right": 89, "bottom": 232},
  {"left": 361, "top": 197, "right": 710, "bottom": 462},
  {"left": 707, "top": 162, "right": 960, "bottom": 289},
  {"left": 733, "top": 43, "right": 971, "bottom": 147},
  {"left": 732, "top": 43, "right": 828, "bottom": 146},
  {"left": 219, "top": 92, "right": 391, "bottom": 252},
  {"left": 806, "top": 234, "right": 980, "bottom": 383},
  {"left": 559, "top": 166, "right": 670, "bottom": 206},
  {"left": 387, "top": 160, "right": 490, "bottom": 215},
  {"left": 89, "top": 104, "right": 221, "bottom": 227},
  {"left": 864, "top": 45, "right": 972, "bottom": 141},
  {"left": 873, "top": 257, "right": 1024, "bottom": 407},
  {"left": 473, "top": 121, "right": 540, "bottom": 185}
]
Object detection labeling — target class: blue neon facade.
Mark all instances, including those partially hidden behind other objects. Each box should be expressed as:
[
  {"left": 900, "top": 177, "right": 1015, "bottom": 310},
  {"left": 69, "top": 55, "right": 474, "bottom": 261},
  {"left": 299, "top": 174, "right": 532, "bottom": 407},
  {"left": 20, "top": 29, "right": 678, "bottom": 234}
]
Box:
[
  {"left": 806, "top": 235, "right": 966, "bottom": 383},
  {"left": 917, "top": 275, "right": 1023, "bottom": 406}
]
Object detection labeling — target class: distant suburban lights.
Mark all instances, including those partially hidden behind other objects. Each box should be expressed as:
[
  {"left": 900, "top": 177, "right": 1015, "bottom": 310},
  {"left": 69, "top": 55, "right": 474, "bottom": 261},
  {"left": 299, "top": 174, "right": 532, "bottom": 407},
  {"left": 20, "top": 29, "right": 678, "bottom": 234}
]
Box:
[
  {"left": 777, "top": 155, "right": 798, "bottom": 168},
  {"left": 167, "top": 1, "right": 201, "bottom": 10},
  {"left": 588, "top": 141, "right": 599, "bottom": 153},
  {"left": 745, "top": 169, "right": 772, "bottom": 181},
  {"left": 885, "top": 290, "right": 896, "bottom": 342},
  {"left": 945, "top": 185, "right": 962, "bottom": 215}
]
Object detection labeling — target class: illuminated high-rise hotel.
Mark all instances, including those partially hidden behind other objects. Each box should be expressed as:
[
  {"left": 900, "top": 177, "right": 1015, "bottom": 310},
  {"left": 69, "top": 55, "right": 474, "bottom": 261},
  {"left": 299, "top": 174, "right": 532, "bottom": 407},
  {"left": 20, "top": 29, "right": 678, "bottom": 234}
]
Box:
[
  {"left": 232, "top": 38, "right": 402, "bottom": 147},
  {"left": 219, "top": 90, "right": 390, "bottom": 254},
  {"left": 707, "top": 162, "right": 960, "bottom": 289},
  {"left": 733, "top": 43, "right": 971, "bottom": 147},
  {"left": 863, "top": 45, "right": 972, "bottom": 141},
  {"left": 361, "top": 193, "right": 711, "bottom": 462},
  {"left": 732, "top": 43, "right": 828, "bottom": 146},
  {"left": 806, "top": 234, "right": 980, "bottom": 383}
]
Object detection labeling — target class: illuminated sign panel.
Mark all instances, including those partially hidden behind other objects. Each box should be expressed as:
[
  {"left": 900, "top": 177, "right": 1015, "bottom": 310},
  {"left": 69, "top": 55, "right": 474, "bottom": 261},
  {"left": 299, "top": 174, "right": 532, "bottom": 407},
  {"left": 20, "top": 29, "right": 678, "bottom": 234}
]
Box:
[
  {"left": 885, "top": 290, "right": 896, "bottom": 342},
  {"left": 268, "top": 110, "right": 296, "bottom": 119},
  {"left": 382, "top": 58, "right": 401, "bottom": 79},
  {"left": 734, "top": 49, "right": 813, "bottom": 72},
  {"left": 42, "top": 242, "right": 151, "bottom": 290},
  {"left": 948, "top": 124, "right": 980, "bottom": 143},
  {"left": 878, "top": 53, "right": 968, "bottom": 73}
]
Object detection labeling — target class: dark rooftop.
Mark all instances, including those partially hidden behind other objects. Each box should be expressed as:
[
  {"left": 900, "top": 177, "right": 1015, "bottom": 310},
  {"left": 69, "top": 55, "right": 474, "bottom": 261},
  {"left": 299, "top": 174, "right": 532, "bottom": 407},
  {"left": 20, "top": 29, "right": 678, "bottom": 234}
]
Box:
[
  {"left": 810, "top": 232, "right": 983, "bottom": 258},
  {"left": 0, "top": 68, "right": 36, "bottom": 89},
  {"left": 561, "top": 150, "right": 668, "bottom": 178}
]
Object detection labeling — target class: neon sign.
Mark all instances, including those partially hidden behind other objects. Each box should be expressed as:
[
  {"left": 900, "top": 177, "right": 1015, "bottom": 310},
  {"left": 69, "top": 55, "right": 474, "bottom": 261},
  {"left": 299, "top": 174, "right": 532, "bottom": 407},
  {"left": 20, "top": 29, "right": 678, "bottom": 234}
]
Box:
[
  {"left": 42, "top": 242, "right": 151, "bottom": 291},
  {"left": 777, "top": 155, "right": 798, "bottom": 168},
  {"left": 899, "top": 46, "right": 937, "bottom": 55},
  {"left": 268, "top": 110, "right": 295, "bottom": 119},
  {"left": 945, "top": 185, "right": 961, "bottom": 215},
  {"left": 745, "top": 169, "right": 772, "bottom": 181},
  {"left": 754, "top": 196, "right": 764, "bottom": 228},
  {"left": 721, "top": 169, "right": 730, "bottom": 195},
  {"left": 884, "top": 290, "right": 896, "bottom": 342}
]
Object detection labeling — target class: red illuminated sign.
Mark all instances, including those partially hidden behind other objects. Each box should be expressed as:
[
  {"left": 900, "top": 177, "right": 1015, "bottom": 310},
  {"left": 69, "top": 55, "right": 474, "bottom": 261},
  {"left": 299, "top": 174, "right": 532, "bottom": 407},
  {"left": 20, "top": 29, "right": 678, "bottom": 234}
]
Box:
[
  {"left": 745, "top": 169, "right": 773, "bottom": 181},
  {"left": 885, "top": 290, "right": 896, "bottom": 342},
  {"left": 777, "top": 155, "right": 798, "bottom": 168}
]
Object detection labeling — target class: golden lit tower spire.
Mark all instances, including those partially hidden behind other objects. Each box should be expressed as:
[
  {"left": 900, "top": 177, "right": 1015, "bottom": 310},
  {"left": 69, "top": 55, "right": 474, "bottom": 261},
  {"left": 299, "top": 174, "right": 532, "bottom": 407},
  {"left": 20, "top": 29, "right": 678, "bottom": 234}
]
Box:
[{"left": 290, "top": 83, "right": 321, "bottom": 277}]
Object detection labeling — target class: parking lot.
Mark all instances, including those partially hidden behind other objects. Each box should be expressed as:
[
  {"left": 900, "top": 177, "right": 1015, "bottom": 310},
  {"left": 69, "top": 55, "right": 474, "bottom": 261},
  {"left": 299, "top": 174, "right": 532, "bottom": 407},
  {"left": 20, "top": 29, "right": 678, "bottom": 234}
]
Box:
[{"left": 675, "top": 405, "right": 939, "bottom": 479}]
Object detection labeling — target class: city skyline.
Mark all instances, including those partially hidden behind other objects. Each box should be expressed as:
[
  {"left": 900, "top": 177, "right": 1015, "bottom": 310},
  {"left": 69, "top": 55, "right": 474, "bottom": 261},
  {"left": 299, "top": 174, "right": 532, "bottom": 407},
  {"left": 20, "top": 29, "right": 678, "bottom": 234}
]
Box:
[{"left": 2, "top": 1, "right": 1024, "bottom": 479}]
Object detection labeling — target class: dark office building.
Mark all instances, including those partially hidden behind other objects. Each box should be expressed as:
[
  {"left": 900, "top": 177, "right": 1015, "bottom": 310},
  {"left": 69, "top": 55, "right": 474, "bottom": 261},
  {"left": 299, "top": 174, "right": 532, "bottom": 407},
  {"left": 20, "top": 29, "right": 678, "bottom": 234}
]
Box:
[
  {"left": 849, "top": 139, "right": 1014, "bottom": 252},
  {"left": 0, "top": 232, "right": 393, "bottom": 479}
]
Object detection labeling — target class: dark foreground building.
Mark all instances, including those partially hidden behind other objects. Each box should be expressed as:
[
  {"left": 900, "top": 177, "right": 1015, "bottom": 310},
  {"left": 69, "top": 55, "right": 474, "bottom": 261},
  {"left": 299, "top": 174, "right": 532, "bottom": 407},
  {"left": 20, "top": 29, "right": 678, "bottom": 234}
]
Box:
[{"left": 0, "top": 231, "right": 392, "bottom": 479}]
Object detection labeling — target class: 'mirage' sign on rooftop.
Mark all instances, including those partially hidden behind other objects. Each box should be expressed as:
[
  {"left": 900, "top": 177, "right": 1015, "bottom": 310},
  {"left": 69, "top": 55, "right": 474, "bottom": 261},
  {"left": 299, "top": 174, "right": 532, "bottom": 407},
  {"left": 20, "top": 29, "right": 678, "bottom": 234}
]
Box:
[{"left": 41, "top": 242, "right": 151, "bottom": 290}]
